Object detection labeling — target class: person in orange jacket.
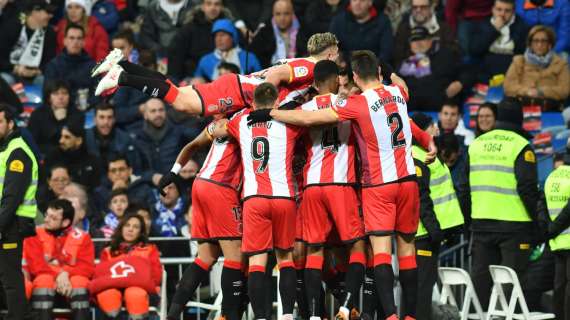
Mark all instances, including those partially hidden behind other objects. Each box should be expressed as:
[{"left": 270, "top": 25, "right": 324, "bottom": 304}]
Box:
[
  {"left": 23, "top": 199, "right": 95, "bottom": 320},
  {"left": 94, "top": 213, "right": 162, "bottom": 319}
]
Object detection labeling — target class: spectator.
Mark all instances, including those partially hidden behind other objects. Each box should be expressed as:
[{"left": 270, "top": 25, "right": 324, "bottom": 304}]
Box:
[
  {"left": 436, "top": 132, "right": 465, "bottom": 185},
  {"left": 225, "top": 0, "right": 272, "bottom": 40},
  {"left": 167, "top": 0, "right": 233, "bottom": 81},
  {"left": 94, "top": 153, "right": 154, "bottom": 213},
  {"left": 96, "top": 188, "right": 129, "bottom": 239},
  {"left": 45, "top": 119, "right": 102, "bottom": 191},
  {"left": 504, "top": 25, "right": 570, "bottom": 110},
  {"left": 45, "top": 23, "right": 98, "bottom": 111},
  {"left": 37, "top": 164, "right": 71, "bottom": 213},
  {"left": 114, "top": 0, "right": 139, "bottom": 23},
  {"left": 445, "top": 0, "right": 493, "bottom": 59},
  {"left": 475, "top": 102, "right": 498, "bottom": 136},
  {"left": 55, "top": 0, "right": 110, "bottom": 61},
  {"left": 393, "top": 0, "right": 457, "bottom": 68},
  {"left": 93, "top": 213, "right": 162, "bottom": 319},
  {"left": 0, "top": 0, "right": 56, "bottom": 86},
  {"left": 85, "top": 102, "right": 143, "bottom": 174},
  {"left": 28, "top": 79, "right": 83, "bottom": 156},
  {"left": 250, "top": 0, "right": 309, "bottom": 68},
  {"left": 151, "top": 183, "right": 188, "bottom": 237},
  {"left": 515, "top": 0, "right": 570, "bottom": 55},
  {"left": 92, "top": 0, "right": 120, "bottom": 35},
  {"left": 180, "top": 205, "right": 198, "bottom": 256},
  {"left": 133, "top": 98, "right": 198, "bottom": 182},
  {"left": 469, "top": 0, "right": 529, "bottom": 83},
  {"left": 304, "top": 0, "right": 347, "bottom": 36},
  {"left": 329, "top": 0, "right": 394, "bottom": 63},
  {"left": 383, "top": 0, "right": 412, "bottom": 32},
  {"left": 60, "top": 182, "right": 94, "bottom": 232},
  {"left": 125, "top": 201, "right": 153, "bottom": 236},
  {"left": 194, "top": 19, "right": 261, "bottom": 82},
  {"left": 139, "top": 0, "right": 193, "bottom": 55},
  {"left": 111, "top": 28, "right": 139, "bottom": 64},
  {"left": 0, "top": 0, "right": 21, "bottom": 27},
  {"left": 397, "top": 27, "right": 468, "bottom": 111},
  {"left": 22, "top": 199, "right": 95, "bottom": 320},
  {"left": 439, "top": 100, "right": 475, "bottom": 146}
]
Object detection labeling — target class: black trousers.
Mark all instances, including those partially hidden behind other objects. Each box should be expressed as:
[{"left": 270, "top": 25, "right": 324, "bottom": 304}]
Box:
[
  {"left": 415, "top": 239, "right": 440, "bottom": 320},
  {"left": 520, "top": 245, "right": 555, "bottom": 311},
  {"left": 470, "top": 231, "right": 532, "bottom": 309},
  {"left": 554, "top": 250, "right": 570, "bottom": 320},
  {"left": 0, "top": 239, "right": 32, "bottom": 320}
]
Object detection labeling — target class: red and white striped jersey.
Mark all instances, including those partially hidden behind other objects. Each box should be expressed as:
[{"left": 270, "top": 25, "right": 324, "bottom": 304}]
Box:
[
  {"left": 300, "top": 93, "right": 356, "bottom": 186},
  {"left": 331, "top": 84, "right": 415, "bottom": 187},
  {"left": 226, "top": 109, "right": 304, "bottom": 200},
  {"left": 196, "top": 128, "right": 242, "bottom": 190},
  {"left": 237, "top": 57, "right": 317, "bottom": 108}
]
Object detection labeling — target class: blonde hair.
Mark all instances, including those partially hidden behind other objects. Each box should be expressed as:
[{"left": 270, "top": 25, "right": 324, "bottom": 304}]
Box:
[
  {"left": 527, "top": 25, "right": 556, "bottom": 47},
  {"left": 307, "top": 32, "right": 339, "bottom": 56}
]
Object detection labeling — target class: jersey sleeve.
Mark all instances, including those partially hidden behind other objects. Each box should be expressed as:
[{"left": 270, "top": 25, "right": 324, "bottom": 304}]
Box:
[
  {"left": 226, "top": 116, "right": 240, "bottom": 140},
  {"left": 287, "top": 59, "right": 314, "bottom": 85},
  {"left": 331, "top": 96, "right": 362, "bottom": 121},
  {"left": 394, "top": 84, "right": 409, "bottom": 101}
]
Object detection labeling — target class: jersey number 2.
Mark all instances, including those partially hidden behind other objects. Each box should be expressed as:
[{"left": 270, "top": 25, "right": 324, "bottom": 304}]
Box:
[
  {"left": 387, "top": 113, "right": 406, "bottom": 149},
  {"left": 251, "top": 137, "right": 270, "bottom": 173}
]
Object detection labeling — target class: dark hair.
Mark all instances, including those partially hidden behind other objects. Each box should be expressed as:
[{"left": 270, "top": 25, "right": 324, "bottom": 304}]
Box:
[
  {"left": 108, "top": 213, "right": 149, "bottom": 256},
  {"left": 553, "top": 152, "right": 565, "bottom": 164},
  {"left": 107, "top": 153, "right": 131, "bottom": 168},
  {"left": 125, "top": 201, "right": 151, "bottom": 217},
  {"left": 437, "top": 133, "right": 460, "bottom": 156},
  {"left": 496, "top": 0, "right": 515, "bottom": 6},
  {"left": 43, "top": 79, "right": 71, "bottom": 106},
  {"left": 254, "top": 83, "right": 278, "bottom": 109},
  {"left": 112, "top": 28, "right": 135, "bottom": 46},
  {"left": 47, "top": 198, "right": 75, "bottom": 224},
  {"left": 440, "top": 99, "right": 460, "bottom": 112},
  {"left": 0, "top": 103, "right": 17, "bottom": 123},
  {"left": 351, "top": 50, "right": 379, "bottom": 81},
  {"left": 108, "top": 188, "right": 128, "bottom": 205},
  {"left": 65, "top": 23, "right": 85, "bottom": 37},
  {"left": 314, "top": 60, "right": 339, "bottom": 87},
  {"left": 139, "top": 49, "right": 157, "bottom": 69},
  {"left": 95, "top": 102, "right": 115, "bottom": 115},
  {"left": 218, "top": 62, "right": 240, "bottom": 74},
  {"left": 47, "top": 163, "right": 70, "bottom": 179}
]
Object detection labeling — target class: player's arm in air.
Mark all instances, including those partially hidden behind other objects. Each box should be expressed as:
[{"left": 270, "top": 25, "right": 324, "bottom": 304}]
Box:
[{"left": 157, "top": 125, "right": 215, "bottom": 194}]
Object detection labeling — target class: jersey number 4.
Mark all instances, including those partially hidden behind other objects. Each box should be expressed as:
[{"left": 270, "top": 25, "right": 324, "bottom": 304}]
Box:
[
  {"left": 387, "top": 113, "right": 406, "bottom": 149},
  {"left": 251, "top": 137, "right": 270, "bottom": 173}
]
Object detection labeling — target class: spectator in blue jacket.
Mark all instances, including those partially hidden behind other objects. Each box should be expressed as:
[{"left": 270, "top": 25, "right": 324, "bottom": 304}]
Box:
[
  {"left": 329, "top": 0, "right": 394, "bottom": 63},
  {"left": 193, "top": 18, "right": 261, "bottom": 82},
  {"left": 85, "top": 102, "right": 144, "bottom": 174},
  {"left": 516, "top": 0, "right": 570, "bottom": 55},
  {"left": 44, "top": 23, "right": 97, "bottom": 111},
  {"left": 92, "top": 0, "right": 120, "bottom": 36},
  {"left": 133, "top": 98, "right": 200, "bottom": 187}
]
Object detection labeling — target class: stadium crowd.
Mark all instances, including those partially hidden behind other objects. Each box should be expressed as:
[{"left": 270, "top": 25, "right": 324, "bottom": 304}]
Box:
[{"left": 0, "top": 0, "right": 569, "bottom": 319}]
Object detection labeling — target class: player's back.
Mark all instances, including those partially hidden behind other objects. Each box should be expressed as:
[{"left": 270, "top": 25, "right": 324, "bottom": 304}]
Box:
[
  {"left": 300, "top": 93, "right": 356, "bottom": 186},
  {"left": 197, "top": 132, "right": 242, "bottom": 190},
  {"left": 333, "top": 85, "right": 415, "bottom": 186},
  {"left": 226, "top": 109, "right": 304, "bottom": 200}
]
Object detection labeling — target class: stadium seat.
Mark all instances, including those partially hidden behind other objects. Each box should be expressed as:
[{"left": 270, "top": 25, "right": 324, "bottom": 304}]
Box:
[
  {"left": 438, "top": 267, "right": 485, "bottom": 320},
  {"left": 486, "top": 265, "right": 555, "bottom": 320}
]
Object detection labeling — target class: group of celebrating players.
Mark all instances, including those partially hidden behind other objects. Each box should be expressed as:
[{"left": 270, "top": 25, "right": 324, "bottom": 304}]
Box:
[{"left": 91, "top": 32, "right": 437, "bottom": 320}]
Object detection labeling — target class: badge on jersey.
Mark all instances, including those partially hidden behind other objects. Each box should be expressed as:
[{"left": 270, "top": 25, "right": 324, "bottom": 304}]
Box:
[
  {"left": 9, "top": 160, "right": 24, "bottom": 173},
  {"left": 293, "top": 66, "right": 308, "bottom": 78},
  {"left": 524, "top": 150, "right": 535, "bottom": 163},
  {"left": 415, "top": 166, "right": 422, "bottom": 177},
  {"left": 335, "top": 98, "right": 347, "bottom": 108}
]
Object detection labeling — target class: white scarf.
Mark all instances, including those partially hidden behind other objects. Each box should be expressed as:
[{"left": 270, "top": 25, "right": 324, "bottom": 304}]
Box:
[
  {"left": 10, "top": 26, "right": 45, "bottom": 68},
  {"left": 489, "top": 15, "right": 516, "bottom": 55},
  {"left": 410, "top": 13, "right": 440, "bottom": 34},
  {"left": 159, "top": 0, "right": 187, "bottom": 25},
  {"left": 212, "top": 47, "right": 242, "bottom": 80}
]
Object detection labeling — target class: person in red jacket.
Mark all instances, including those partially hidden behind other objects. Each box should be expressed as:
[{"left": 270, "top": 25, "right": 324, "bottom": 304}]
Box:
[
  {"left": 23, "top": 199, "right": 95, "bottom": 320},
  {"left": 95, "top": 213, "right": 162, "bottom": 319},
  {"left": 56, "top": 0, "right": 110, "bottom": 62}
]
